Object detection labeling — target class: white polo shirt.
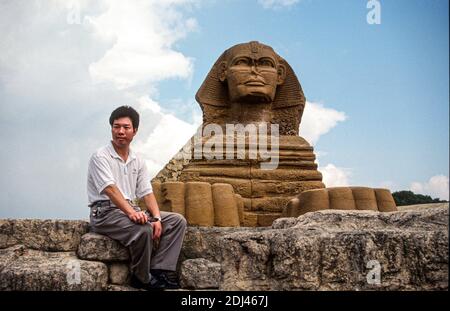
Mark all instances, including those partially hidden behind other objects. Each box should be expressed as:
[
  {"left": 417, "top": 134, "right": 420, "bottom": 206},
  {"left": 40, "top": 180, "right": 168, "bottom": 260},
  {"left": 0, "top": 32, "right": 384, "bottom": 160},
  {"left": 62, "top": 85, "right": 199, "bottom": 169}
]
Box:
[{"left": 87, "top": 141, "right": 153, "bottom": 205}]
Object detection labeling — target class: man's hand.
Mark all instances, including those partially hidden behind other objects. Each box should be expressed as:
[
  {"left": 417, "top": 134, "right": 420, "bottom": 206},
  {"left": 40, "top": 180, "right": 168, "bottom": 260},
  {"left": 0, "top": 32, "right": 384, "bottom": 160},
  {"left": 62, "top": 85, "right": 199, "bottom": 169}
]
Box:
[
  {"left": 151, "top": 220, "right": 162, "bottom": 240},
  {"left": 128, "top": 210, "right": 148, "bottom": 224},
  {"left": 141, "top": 193, "right": 163, "bottom": 239}
]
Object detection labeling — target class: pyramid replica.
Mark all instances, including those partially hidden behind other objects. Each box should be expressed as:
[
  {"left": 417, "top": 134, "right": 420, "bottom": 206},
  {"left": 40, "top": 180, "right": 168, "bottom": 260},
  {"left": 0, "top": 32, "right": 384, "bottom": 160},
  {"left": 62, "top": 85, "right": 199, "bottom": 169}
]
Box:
[{"left": 151, "top": 41, "right": 326, "bottom": 227}]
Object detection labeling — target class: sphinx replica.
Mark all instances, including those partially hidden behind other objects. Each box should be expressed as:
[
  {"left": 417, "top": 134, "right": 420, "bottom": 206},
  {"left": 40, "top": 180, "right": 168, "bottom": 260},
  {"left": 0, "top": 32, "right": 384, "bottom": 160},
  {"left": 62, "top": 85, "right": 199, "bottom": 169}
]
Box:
[
  {"left": 151, "top": 41, "right": 328, "bottom": 226},
  {"left": 150, "top": 41, "right": 397, "bottom": 227}
]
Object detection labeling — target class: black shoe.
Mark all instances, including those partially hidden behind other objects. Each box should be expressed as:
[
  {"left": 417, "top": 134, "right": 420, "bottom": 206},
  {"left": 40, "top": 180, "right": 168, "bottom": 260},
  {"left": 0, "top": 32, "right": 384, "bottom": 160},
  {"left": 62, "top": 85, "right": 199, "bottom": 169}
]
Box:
[
  {"left": 150, "top": 269, "right": 180, "bottom": 289},
  {"left": 129, "top": 274, "right": 146, "bottom": 290},
  {"left": 130, "top": 274, "right": 165, "bottom": 291}
]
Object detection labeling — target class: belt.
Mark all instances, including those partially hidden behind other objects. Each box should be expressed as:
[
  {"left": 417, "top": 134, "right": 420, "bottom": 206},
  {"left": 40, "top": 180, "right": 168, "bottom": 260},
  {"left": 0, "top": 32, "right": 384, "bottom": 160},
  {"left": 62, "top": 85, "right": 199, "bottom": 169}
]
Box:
[
  {"left": 89, "top": 200, "right": 149, "bottom": 219},
  {"left": 89, "top": 199, "right": 134, "bottom": 208},
  {"left": 88, "top": 200, "right": 111, "bottom": 208}
]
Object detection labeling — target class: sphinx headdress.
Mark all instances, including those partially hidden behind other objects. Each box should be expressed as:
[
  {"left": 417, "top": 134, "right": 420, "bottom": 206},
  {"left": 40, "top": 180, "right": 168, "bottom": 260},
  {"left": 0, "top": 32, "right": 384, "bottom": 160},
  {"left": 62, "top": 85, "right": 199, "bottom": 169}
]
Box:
[{"left": 195, "top": 41, "right": 306, "bottom": 135}]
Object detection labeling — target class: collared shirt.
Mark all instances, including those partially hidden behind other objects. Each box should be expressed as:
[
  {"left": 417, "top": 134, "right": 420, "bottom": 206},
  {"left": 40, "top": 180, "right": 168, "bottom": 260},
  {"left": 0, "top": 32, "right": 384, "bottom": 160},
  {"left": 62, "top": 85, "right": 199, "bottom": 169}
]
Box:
[{"left": 87, "top": 141, "right": 153, "bottom": 205}]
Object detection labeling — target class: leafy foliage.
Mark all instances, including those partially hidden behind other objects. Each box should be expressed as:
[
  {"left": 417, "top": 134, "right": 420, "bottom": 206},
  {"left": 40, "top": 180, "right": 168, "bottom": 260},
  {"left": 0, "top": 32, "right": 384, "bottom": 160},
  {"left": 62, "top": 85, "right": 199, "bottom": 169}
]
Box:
[{"left": 392, "top": 190, "right": 447, "bottom": 206}]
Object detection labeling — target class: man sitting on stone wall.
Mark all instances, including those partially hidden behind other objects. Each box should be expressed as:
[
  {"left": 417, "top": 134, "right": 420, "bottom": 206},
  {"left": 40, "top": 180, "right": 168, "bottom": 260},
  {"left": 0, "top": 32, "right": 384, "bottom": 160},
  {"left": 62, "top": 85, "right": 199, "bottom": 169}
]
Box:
[{"left": 86, "top": 105, "right": 187, "bottom": 290}]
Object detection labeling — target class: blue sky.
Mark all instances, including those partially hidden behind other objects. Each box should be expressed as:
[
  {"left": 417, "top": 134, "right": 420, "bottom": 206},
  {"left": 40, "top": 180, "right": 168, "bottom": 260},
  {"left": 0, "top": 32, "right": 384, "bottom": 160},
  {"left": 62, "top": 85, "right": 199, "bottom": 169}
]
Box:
[{"left": 0, "top": 0, "right": 448, "bottom": 219}]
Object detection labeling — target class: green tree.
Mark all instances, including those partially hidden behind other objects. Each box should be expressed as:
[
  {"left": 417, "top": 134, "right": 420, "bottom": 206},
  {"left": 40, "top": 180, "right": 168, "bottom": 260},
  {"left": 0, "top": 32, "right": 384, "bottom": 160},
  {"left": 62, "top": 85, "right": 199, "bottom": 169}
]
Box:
[{"left": 392, "top": 190, "right": 447, "bottom": 206}]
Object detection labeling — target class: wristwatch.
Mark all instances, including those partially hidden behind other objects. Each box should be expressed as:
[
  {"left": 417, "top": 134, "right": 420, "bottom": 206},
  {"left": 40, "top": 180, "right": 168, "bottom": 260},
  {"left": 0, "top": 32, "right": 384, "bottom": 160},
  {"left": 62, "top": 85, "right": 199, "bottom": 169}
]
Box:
[{"left": 150, "top": 216, "right": 161, "bottom": 222}]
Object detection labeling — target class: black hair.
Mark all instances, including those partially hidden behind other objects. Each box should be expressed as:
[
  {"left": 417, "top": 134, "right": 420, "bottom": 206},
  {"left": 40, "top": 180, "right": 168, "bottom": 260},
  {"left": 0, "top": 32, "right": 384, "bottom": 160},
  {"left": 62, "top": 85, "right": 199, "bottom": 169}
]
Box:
[{"left": 109, "top": 106, "right": 140, "bottom": 129}]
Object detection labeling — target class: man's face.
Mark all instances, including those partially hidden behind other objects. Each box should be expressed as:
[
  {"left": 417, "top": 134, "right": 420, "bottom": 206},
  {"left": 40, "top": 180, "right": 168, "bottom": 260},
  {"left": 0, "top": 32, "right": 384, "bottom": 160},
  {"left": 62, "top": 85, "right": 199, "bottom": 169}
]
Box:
[
  {"left": 111, "top": 117, "right": 137, "bottom": 148},
  {"left": 222, "top": 47, "right": 285, "bottom": 103}
]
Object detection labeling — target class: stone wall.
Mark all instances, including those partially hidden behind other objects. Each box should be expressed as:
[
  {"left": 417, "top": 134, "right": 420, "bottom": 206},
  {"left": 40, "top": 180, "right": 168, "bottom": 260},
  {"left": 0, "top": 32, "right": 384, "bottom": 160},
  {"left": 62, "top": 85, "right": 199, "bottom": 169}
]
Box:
[{"left": 0, "top": 203, "right": 448, "bottom": 290}]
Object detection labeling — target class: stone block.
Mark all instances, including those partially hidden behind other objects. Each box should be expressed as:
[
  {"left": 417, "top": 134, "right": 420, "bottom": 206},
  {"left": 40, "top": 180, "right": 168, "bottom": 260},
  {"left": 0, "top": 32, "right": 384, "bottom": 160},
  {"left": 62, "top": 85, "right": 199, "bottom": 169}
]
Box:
[
  {"left": 242, "top": 212, "right": 258, "bottom": 227},
  {"left": 250, "top": 196, "right": 292, "bottom": 212},
  {"left": 212, "top": 184, "right": 240, "bottom": 227},
  {"left": 0, "top": 245, "right": 108, "bottom": 290},
  {"left": 161, "top": 181, "right": 185, "bottom": 216},
  {"left": 185, "top": 182, "right": 214, "bottom": 226},
  {"left": 180, "top": 258, "right": 221, "bottom": 289},
  {"left": 374, "top": 188, "right": 397, "bottom": 212},
  {"left": 0, "top": 219, "right": 88, "bottom": 251},
  {"left": 250, "top": 168, "right": 323, "bottom": 181},
  {"left": 77, "top": 233, "right": 129, "bottom": 262},
  {"left": 108, "top": 263, "right": 130, "bottom": 285},
  {"left": 257, "top": 213, "right": 280, "bottom": 227},
  {"left": 251, "top": 180, "right": 324, "bottom": 197},
  {"left": 151, "top": 181, "right": 164, "bottom": 210},
  {"left": 352, "top": 187, "right": 378, "bottom": 211},
  {"left": 219, "top": 205, "right": 448, "bottom": 290},
  {"left": 288, "top": 187, "right": 398, "bottom": 217},
  {"left": 235, "top": 194, "right": 244, "bottom": 225},
  {"left": 298, "top": 188, "right": 329, "bottom": 214},
  {"left": 194, "top": 176, "right": 251, "bottom": 197},
  {"left": 328, "top": 187, "right": 356, "bottom": 210}
]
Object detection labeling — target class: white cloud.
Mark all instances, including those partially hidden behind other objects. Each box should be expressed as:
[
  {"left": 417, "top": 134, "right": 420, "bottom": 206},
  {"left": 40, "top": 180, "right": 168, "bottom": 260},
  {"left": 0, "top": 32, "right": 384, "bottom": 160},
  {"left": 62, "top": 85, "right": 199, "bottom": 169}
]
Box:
[
  {"left": 137, "top": 95, "right": 162, "bottom": 114},
  {"left": 299, "top": 101, "right": 347, "bottom": 145},
  {"left": 410, "top": 175, "right": 449, "bottom": 200},
  {"left": 258, "top": 0, "right": 299, "bottom": 9},
  {"left": 319, "top": 163, "right": 351, "bottom": 187},
  {"left": 88, "top": 1, "right": 197, "bottom": 90}
]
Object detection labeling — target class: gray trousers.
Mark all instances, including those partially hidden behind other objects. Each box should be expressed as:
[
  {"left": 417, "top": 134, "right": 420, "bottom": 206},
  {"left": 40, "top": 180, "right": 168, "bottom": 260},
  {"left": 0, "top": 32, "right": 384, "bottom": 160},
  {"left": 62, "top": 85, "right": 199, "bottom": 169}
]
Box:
[{"left": 89, "top": 204, "right": 187, "bottom": 284}]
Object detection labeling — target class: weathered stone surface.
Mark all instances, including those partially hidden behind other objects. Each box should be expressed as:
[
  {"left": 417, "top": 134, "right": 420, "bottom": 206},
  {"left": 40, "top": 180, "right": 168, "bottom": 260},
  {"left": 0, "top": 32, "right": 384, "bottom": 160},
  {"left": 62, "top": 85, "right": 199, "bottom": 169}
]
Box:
[
  {"left": 185, "top": 182, "right": 214, "bottom": 226},
  {"left": 235, "top": 194, "right": 244, "bottom": 225},
  {"left": 180, "top": 258, "right": 221, "bottom": 289},
  {"left": 240, "top": 211, "right": 281, "bottom": 227},
  {"left": 250, "top": 167, "right": 322, "bottom": 181},
  {"left": 183, "top": 167, "right": 251, "bottom": 179},
  {"left": 109, "top": 263, "right": 130, "bottom": 285},
  {"left": 256, "top": 213, "right": 280, "bottom": 227},
  {"left": 287, "top": 187, "right": 398, "bottom": 217},
  {"left": 194, "top": 176, "right": 252, "bottom": 197},
  {"left": 159, "top": 137, "right": 325, "bottom": 226},
  {"left": 161, "top": 182, "right": 186, "bottom": 216},
  {"left": 374, "top": 188, "right": 398, "bottom": 212},
  {"left": 242, "top": 212, "right": 258, "bottom": 227},
  {"left": 250, "top": 196, "right": 292, "bottom": 212},
  {"left": 2, "top": 204, "right": 444, "bottom": 291},
  {"left": 397, "top": 203, "right": 448, "bottom": 211},
  {"left": 107, "top": 284, "right": 140, "bottom": 291},
  {"left": 151, "top": 180, "right": 164, "bottom": 208},
  {"left": 0, "top": 219, "right": 89, "bottom": 251},
  {"left": 77, "top": 233, "right": 129, "bottom": 261},
  {"left": 251, "top": 180, "right": 324, "bottom": 197},
  {"left": 0, "top": 245, "right": 108, "bottom": 290},
  {"left": 180, "top": 205, "right": 448, "bottom": 290},
  {"left": 222, "top": 206, "right": 448, "bottom": 290},
  {"left": 154, "top": 181, "right": 244, "bottom": 227},
  {"left": 273, "top": 205, "right": 448, "bottom": 231},
  {"left": 212, "top": 183, "right": 240, "bottom": 227},
  {"left": 180, "top": 226, "right": 267, "bottom": 263}
]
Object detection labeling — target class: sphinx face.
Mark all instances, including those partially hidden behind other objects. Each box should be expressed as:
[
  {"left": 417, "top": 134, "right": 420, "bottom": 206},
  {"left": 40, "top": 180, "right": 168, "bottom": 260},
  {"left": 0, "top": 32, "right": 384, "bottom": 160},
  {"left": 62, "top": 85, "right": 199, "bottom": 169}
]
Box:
[{"left": 222, "top": 47, "right": 285, "bottom": 103}]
